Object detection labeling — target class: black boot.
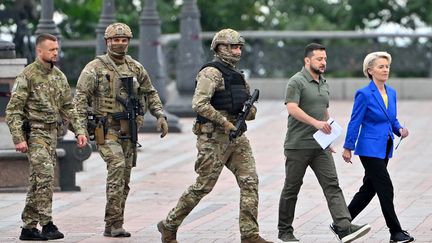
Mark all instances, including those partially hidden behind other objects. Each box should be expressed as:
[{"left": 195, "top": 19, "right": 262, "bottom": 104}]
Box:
[
  {"left": 41, "top": 222, "right": 64, "bottom": 240},
  {"left": 19, "top": 228, "right": 48, "bottom": 241}
]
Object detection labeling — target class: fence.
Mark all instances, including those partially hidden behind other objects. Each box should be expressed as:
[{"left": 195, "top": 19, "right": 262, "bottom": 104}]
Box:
[{"left": 60, "top": 30, "right": 432, "bottom": 86}]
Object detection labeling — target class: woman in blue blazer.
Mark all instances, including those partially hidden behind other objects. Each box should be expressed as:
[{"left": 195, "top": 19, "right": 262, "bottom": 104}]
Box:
[{"left": 342, "top": 52, "right": 414, "bottom": 243}]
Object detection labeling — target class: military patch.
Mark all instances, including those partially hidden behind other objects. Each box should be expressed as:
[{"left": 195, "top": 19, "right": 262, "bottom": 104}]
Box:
[
  {"left": 11, "top": 81, "right": 18, "bottom": 93},
  {"left": 11, "top": 75, "right": 28, "bottom": 94}
]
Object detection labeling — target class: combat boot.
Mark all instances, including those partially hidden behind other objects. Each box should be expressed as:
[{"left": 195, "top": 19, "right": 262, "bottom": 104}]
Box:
[
  {"left": 103, "top": 225, "right": 111, "bottom": 237},
  {"left": 110, "top": 227, "right": 131, "bottom": 237},
  {"left": 157, "top": 221, "right": 178, "bottom": 243},
  {"left": 19, "top": 227, "right": 48, "bottom": 241},
  {"left": 41, "top": 221, "right": 64, "bottom": 240},
  {"left": 103, "top": 224, "right": 131, "bottom": 237},
  {"left": 241, "top": 234, "right": 273, "bottom": 243}
]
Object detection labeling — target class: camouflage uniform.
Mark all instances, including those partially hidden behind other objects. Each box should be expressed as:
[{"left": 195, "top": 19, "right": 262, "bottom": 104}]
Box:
[
  {"left": 5, "top": 58, "right": 85, "bottom": 229},
  {"left": 73, "top": 24, "right": 165, "bottom": 233},
  {"left": 163, "top": 43, "right": 261, "bottom": 239}
]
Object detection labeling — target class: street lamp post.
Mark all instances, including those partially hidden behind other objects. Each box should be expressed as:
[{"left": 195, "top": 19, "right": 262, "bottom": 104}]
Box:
[
  {"left": 35, "top": 0, "right": 61, "bottom": 39},
  {"left": 139, "top": 0, "right": 181, "bottom": 132},
  {"left": 95, "top": 0, "right": 115, "bottom": 55},
  {"left": 165, "top": 0, "right": 204, "bottom": 117}
]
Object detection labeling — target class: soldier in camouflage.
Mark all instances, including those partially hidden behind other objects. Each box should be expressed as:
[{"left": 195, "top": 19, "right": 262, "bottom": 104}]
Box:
[
  {"left": 157, "top": 29, "right": 272, "bottom": 243},
  {"left": 5, "top": 33, "right": 88, "bottom": 241},
  {"left": 73, "top": 23, "right": 168, "bottom": 238}
]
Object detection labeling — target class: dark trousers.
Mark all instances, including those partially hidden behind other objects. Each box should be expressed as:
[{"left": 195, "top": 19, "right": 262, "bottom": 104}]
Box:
[
  {"left": 278, "top": 149, "right": 352, "bottom": 234},
  {"left": 348, "top": 139, "right": 403, "bottom": 234}
]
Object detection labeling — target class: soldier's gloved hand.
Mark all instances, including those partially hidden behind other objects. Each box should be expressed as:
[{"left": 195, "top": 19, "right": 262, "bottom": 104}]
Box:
[
  {"left": 136, "top": 115, "right": 144, "bottom": 127},
  {"left": 245, "top": 106, "right": 257, "bottom": 121},
  {"left": 222, "top": 120, "right": 237, "bottom": 134},
  {"left": 157, "top": 117, "right": 168, "bottom": 138}
]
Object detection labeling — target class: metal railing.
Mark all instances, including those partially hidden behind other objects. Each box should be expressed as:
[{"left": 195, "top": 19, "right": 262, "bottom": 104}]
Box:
[
  {"left": 62, "top": 30, "right": 432, "bottom": 47},
  {"left": 59, "top": 30, "right": 432, "bottom": 84}
]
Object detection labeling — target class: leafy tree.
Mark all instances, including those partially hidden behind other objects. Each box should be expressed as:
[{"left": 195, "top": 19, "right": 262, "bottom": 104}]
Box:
[
  {"left": 2, "top": 0, "right": 432, "bottom": 59},
  {"left": 54, "top": 0, "right": 102, "bottom": 39},
  {"left": 198, "top": 0, "right": 263, "bottom": 31},
  {"left": 0, "top": 0, "right": 38, "bottom": 58},
  {"left": 309, "top": 0, "right": 432, "bottom": 30}
]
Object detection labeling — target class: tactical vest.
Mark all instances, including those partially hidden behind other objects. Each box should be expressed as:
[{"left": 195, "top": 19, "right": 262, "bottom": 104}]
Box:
[
  {"left": 92, "top": 55, "right": 143, "bottom": 115},
  {"left": 198, "top": 61, "right": 249, "bottom": 118}
]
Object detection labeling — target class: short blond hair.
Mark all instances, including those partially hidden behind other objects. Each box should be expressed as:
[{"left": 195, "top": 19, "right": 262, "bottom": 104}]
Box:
[{"left": 362, "top": 51, "right": 392, "bottom": 79}]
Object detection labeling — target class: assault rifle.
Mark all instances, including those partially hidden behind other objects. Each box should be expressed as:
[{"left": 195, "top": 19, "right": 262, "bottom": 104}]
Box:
[
  {"left": 112, "top": 76, "right": 144, "bottom": 147},
  {"left": 229, "top": 89, "right": 260, "bottom": 141}
]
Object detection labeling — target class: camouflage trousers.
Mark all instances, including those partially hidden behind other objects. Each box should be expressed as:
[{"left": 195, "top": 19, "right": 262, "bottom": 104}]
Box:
[
  {"left": 97, "top": 135, "right": 134, "bottom": 229},
  {"left": 165, "top": 132, "right": 260, "bottom": 238},
  {"left": 22, "top": 128, "right": 58, "bottom": 228}
]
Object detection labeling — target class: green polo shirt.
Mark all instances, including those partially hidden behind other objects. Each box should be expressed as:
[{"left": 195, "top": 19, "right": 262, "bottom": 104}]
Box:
[{"left": 284, "top": 67, "right": 330, "bottom": 149}]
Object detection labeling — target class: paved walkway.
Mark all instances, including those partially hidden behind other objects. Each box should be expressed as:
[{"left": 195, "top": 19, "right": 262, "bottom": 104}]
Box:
[{"left": 1, "top": 100, "right": 431, "bottom": 243}]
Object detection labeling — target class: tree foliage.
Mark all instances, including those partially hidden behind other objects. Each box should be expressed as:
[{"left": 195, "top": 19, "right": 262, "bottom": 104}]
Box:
[
  {"left": 0, "top": 0, "right": 39, "bottom": 59},
  {"left": 1, "top": 0, "right": 432, "bottom": 58},
  {"left": 53, "top": 0, "right": 101, "bottom": 39}
]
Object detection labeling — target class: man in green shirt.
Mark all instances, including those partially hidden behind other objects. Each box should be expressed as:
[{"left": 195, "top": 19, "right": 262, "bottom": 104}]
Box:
[{"left": 277, "top": 43, "right": 371, "bottom": 243}]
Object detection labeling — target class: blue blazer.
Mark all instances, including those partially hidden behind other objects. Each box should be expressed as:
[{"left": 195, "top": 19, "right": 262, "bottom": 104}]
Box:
[{"left": 344, "top": 80, "right": 402, "bottom": 159}]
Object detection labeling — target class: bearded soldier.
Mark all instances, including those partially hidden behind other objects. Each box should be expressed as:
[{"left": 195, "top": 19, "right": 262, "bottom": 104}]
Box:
[
  {"left": 73, "top": 23, "right": 168, "bottom": 237},
  {"left": 157, "top": 29, "right": 272, "bottom": 243},
  {"left": 6, "top": 33, "right": 88, "bottom": 241}
]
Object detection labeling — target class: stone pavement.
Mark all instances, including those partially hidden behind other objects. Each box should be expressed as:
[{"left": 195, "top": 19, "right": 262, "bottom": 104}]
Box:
[{"left": 0, "top": 100, "right": 431, "bottom": 243}]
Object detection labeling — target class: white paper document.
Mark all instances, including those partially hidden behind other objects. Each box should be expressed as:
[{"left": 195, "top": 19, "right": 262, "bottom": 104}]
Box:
[{"left": 313, "top": 118, "right": 343, "bottom": 149}]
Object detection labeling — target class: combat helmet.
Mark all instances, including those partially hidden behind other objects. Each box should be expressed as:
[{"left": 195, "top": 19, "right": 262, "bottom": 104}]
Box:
[
  {"left": 210, "top": 29, "right": 245, "bottom": 51},
  {"left": 104, "top": 23, "right": 133, "bottom": 39}
]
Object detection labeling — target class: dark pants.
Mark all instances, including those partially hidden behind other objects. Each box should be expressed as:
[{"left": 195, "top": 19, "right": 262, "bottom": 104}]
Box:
[
  {"left": 348, "top": 139, "right": 403, "bottom": 234},
  {"left": 278, "top": 149, "right": 352, "bottom": 234}
]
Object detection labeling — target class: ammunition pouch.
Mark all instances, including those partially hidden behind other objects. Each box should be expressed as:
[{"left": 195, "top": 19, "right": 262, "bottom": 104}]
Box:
[
  {"left": 200, "top": 122, "right": 215, "bottom": 134},
  {"left": 87, "top": 114, "right": 107, "bottom": 145},
  {"left": 95, "top": 122, "right": 105, "bottom": 145},
  {"left": 193, "top": 119, "right": 215, "bottom": 138},
  {"left": 119, "top": 119, "right": 130, "bottom": 137}
]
